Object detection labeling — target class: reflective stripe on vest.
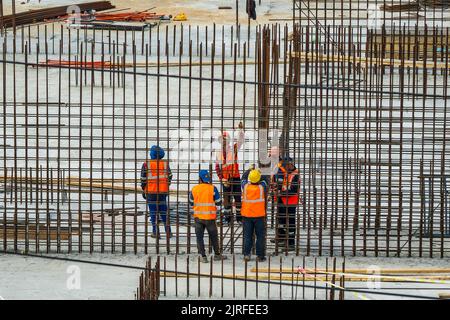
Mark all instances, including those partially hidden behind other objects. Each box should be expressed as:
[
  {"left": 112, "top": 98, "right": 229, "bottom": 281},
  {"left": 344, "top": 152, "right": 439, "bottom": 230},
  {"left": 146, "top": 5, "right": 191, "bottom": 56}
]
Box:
[
  {"left": 241, "top": 184, "right": 266, "bottom": 218},
  {"left": 281, "top": 168, "right": 298, "bottom": 191},
  {"left": 194, "top": 211, "right": 218, "bottom": 216},
  {"left": 220, "top": 145, "right": 240, "bottom": 179},
  {"left": 146, "top": 160, "right": 169, "bottom": 193},
  {"left": 279, "top": 167, "right": 299, "bottom": 205},
  {"left": 192, "top": 184, "right": 217, "bottom": 220},
  {"left": 195, "top": 203, "right": 216, "bottom": 207}
]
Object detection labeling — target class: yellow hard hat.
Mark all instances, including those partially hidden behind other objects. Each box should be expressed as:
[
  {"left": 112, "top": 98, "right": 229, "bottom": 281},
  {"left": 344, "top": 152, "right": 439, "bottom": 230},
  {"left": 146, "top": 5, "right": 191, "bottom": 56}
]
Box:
[
  {"left": 173, "top": 13, "right": 187, "bottom": 21},
  {"left": 249, "top": 169, "right": 261, "bottom": 184}
]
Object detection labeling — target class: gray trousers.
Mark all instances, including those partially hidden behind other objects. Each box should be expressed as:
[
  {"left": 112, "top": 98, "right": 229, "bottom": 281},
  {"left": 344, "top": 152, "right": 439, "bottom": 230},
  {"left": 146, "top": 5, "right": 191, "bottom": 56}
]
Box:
[{"left": 194, "top": 218, "right": 220, "bottom": 257}]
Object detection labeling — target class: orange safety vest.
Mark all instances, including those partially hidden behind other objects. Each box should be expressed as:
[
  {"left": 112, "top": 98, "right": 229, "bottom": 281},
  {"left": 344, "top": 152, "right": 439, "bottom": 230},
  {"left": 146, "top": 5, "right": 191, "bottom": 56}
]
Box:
[
  {"left": 192, "top": 184, "right": 217, "bottom": 220},
  {"left": 221, "top": 145, "right": 240, "bottom": 180},
  {"left": 242, "top": 184, "right": 266, "bottom": 218},
  {"left": 279, "top": 167, "right": 300, "bottom": 206},
  {"left": 145, "top": 160, "right": 169, "bottom": 194}
]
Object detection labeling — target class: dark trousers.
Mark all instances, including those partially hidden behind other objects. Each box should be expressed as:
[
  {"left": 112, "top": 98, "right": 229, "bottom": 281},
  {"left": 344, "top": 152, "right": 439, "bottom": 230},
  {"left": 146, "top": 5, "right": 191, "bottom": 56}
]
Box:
[
  {"left": 222, "top": 177, "right": 242, "bottom": 222},
  {"left": 194, "top": 218, "right": 220, "bottom": 257},
  {"left": 147, "top": 193, "right": 171, "bottom": 235},
  {"left": 277, "top": 201, "right": 296, "bottom": 246},
  {"left": 246, "top": 0, "right": 257, "bottom": 20},
  {"left": 243, "top": 217, "right": 266, "bottom": 257}
]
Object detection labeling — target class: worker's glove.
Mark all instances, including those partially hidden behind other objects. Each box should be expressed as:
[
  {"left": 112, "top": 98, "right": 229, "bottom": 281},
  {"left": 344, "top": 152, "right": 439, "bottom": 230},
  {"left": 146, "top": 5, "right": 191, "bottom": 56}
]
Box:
[
  {"left": 142, "top": 192, "right": 147, "bottom": 200},
  {"left": 222, "top": 179, "right": 230, "bottom": 188}
]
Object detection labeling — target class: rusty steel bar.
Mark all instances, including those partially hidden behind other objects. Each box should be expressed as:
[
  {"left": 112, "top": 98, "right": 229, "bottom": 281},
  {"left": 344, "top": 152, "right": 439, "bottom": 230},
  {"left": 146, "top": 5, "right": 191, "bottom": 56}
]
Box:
[{"left": 0, "top": 9, "right": 450, "bottom": 259}]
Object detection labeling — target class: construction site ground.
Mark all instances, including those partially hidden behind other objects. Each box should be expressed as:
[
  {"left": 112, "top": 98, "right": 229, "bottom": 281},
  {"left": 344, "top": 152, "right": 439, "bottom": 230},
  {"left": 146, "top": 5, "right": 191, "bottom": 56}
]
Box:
[{"left": 2, "top": 253, "right": 450, "bottom": 300}]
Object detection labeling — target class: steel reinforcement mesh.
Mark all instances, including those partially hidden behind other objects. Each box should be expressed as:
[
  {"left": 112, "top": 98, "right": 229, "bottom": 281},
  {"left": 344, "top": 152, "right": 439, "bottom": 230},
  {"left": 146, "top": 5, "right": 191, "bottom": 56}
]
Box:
[{"left": 0, "top": 1, "right": 449, "bottom": 257}]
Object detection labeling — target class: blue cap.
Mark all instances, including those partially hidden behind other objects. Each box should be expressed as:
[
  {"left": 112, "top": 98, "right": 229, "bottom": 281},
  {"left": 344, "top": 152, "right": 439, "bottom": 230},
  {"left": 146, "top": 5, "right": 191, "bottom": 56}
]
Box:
[
  {"left": 150, "top": 145, "right": 165, "bottom": 160},
  {"left": 199, "top": 170, "right": 211, "bottom": 183}
]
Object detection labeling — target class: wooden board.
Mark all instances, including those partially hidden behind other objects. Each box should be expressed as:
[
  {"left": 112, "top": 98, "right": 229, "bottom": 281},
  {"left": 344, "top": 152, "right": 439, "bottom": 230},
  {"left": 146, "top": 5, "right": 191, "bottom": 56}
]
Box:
[
  {"left": 291, "top": 51, "right": 450, "bottom": 69},
  {"left": 0, "top": 226, "right": 78, "bottom": 241},
  {"left": 367, "top": 33, "right": 450, "bottom": 60}
]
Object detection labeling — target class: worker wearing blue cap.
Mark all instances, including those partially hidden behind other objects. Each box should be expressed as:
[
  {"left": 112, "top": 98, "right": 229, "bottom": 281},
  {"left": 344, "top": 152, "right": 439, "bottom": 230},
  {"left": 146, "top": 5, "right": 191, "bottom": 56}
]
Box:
[
  {"left": 140, "top": 145, "right": 173, "bottom": 239},
  {"left": 189, "top": 170, "right": 227, "bottom": 263}
]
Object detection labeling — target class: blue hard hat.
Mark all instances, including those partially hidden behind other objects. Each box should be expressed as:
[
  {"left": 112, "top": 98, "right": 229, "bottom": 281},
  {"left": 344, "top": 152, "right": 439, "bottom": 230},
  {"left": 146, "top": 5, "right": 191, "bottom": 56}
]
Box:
[
  {"left": 281, "top": 155, "right": 293, "bottom": 164},
  {"left": 199, "top": 170, "right": 211, "bottom": 183},
  {"left": 150, "top": 145, "right": 165, "bottom": 160}
]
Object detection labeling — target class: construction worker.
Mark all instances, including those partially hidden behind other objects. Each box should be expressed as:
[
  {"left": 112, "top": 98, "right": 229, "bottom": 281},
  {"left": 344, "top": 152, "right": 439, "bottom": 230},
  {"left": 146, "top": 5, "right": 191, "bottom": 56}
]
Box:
[
  {"left": 215, "top": 122, "right": 245, "bottom": 224},
  {"left": 274, "top": 156, "right": 300, "bottom": 251},
  {"left": 246, "top": 0, "right": 257, "bottom": 20},
  {"left": 189, "top": 170, "right": 226, "bottom": 263},
  {"left": 241, "top": 168, "right": 268, "bottom": 262},
  {"left": 141, "top": 145, "right": 172, "bottom": 239}
]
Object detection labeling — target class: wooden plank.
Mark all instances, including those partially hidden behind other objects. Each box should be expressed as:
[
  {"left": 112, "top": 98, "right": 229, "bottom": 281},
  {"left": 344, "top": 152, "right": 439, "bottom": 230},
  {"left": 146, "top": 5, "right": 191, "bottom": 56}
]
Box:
[
  {"left": 367, "top": 33, "right": 450, "bottom": 60},
  {"left": 0, "top": 228, "right": 77, "bottom": 241},
  {"left": 0, "top": 176, "right": 189, "bottom": 196},
  {"left": 291, "top": 51, "right": 450, "bottom": 69}
]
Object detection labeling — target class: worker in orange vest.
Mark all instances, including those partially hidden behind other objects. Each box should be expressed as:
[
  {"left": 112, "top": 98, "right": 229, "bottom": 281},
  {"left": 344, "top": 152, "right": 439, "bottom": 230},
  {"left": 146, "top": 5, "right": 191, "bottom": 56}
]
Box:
[
  {"left": 273, "top": 156, "right": 300, "bottom": 251},
  {"left": 189, "top": 170, "right": 227, "bottom": 263},
  {"left": 241, "top": 169, "right": 268, "bottom": 262},
  {"left": 140, "top": 145, "right": 172, "bottom": 239},
  {"left": 215, "top": 122, "right": 245, "bottom": 224}
]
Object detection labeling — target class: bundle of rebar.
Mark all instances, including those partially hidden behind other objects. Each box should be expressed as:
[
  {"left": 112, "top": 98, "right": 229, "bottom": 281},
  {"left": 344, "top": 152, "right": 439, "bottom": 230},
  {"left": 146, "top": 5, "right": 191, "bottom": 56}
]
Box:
[
  {"left": 380, "top": 1, "right": 421, "bottom": 12},
  {"left": 381, "top": 0, "right": 450, "bottom": 11},
  {"left": 0, "top": 1, "right": 115, "bottom": 28},
  {"left": 419, "top": 0, "right": 450, "bottom": 8},
  {"left": 136, "top": 257, "right": 160, "bottom": 300},
  {"left": 93, "top": 12, "right": 167, "bottom": 22}
]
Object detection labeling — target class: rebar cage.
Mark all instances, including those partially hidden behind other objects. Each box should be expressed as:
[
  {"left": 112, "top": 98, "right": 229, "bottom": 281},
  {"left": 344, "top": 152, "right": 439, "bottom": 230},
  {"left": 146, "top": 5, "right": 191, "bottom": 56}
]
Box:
[{"left": 1, "top": 1, "right": 449, "bottom": 258}]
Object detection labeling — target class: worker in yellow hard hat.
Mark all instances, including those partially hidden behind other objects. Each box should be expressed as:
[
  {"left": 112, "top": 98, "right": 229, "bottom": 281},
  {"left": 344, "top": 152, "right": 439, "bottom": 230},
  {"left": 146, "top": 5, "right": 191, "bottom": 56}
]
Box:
[{"left": 241, "top": 167, "right": 268, "bottom": 262}]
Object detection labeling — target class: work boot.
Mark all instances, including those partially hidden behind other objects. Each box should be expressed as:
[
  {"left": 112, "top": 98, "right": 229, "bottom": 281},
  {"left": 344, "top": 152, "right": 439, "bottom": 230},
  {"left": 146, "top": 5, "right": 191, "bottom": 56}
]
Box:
[
  {"left": 270, "top": 238, "right": 284, "bottom": 244},
  {"left": 201, "top": 256, "right": 209, "bottom": 263},
  {"left": 213, "top": 255, "right": 227, "bottom": 261},
  {"left": 256, "top": 256, "right": 267, "bottom": 263},
  {"left": 150, "top": 233, "right": 161, "bottom": 239},
  {"left": 244, "top": 255, "right": 251, "bottom": 262}
]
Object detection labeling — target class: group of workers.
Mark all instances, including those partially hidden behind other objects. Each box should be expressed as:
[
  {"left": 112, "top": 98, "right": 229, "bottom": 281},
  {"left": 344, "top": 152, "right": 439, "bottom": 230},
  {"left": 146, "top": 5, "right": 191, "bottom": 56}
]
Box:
[{"left": 140, "top": 126, "right": 300, "bottom": 263}]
